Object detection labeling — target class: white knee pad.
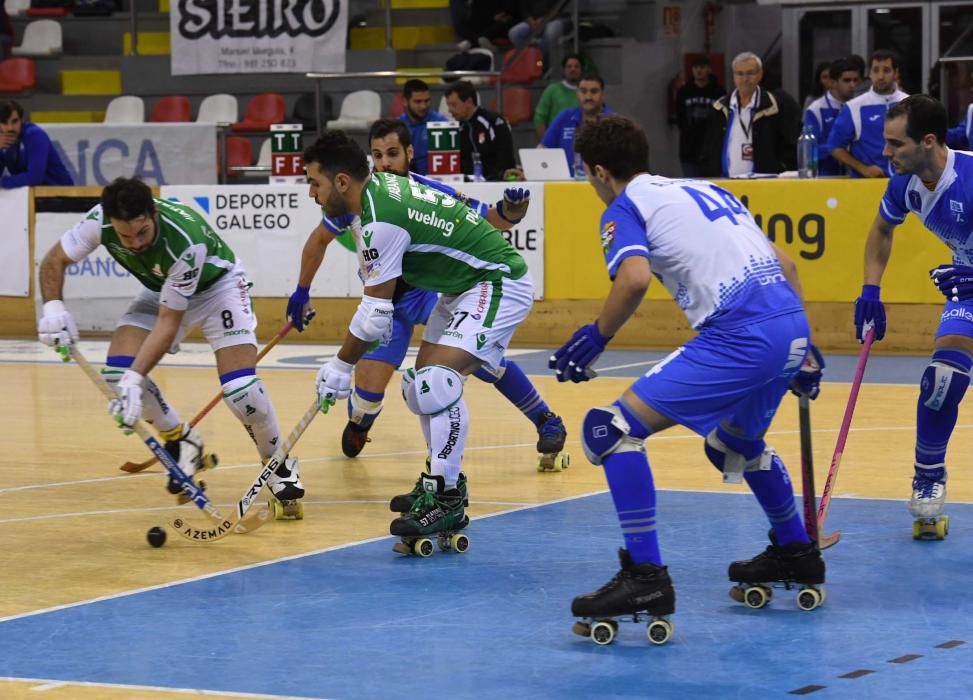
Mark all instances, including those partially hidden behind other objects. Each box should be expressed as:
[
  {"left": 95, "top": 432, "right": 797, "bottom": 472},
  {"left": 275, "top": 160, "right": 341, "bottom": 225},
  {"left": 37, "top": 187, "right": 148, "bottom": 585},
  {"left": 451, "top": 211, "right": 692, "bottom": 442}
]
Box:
[
  {"left": 704, "top": 429, "right": 774, "bottom": 484},
  {"left": 401, "top": 368, "right": 421, "bottom": 415},
  {"left": 349, "top": 390, "right": 384, "bottom": 425},
  {"left": 413, "top": 365, "right": 465, "bottom": 416}
]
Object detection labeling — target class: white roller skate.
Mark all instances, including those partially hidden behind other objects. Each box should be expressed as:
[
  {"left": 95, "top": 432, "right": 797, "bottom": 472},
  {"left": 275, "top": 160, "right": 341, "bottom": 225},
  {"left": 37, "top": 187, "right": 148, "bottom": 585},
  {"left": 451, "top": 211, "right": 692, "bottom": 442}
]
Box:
[
  {"left": 161, "top": 424, "right": 217, "bottom": 503},
  {"left": 910, "top": 464, "right": 948, "bottom": 540},
  {"left": 267, "top": 456, "right": 305, "bottom": 520}
]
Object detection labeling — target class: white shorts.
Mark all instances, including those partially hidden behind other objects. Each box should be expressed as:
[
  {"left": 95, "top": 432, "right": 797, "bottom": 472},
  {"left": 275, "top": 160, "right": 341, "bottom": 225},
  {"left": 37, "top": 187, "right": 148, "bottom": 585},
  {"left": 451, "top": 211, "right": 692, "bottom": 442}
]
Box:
[
  {"left": 117, "top": 269, "right": 257, "bottom": 352},
  {"left": 422, "top": 275, "right": 533, "bottom": 371}
]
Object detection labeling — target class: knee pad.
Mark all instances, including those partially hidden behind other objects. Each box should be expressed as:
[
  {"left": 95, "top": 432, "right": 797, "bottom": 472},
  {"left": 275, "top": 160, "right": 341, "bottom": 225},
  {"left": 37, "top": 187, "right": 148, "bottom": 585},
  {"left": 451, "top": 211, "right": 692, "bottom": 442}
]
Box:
[
  {"left": 920, "top": 350, "right": 972, "bottom": 412},
  {"left": 704, "top": 428, "right": 774, "bottom": 484},
  {"left": 222, "top": 374, "right": 273, "bottom": 424},
  {"left": 473, "top": 358, "right": 507, "bottom": 384},
  {"left": 581, "top": 404, "right": 646, "bottom": 466},
  {"left": 401, "top": 368, "right": 421, "bottom": 414},
  {"left": 412, "top": 365, "right": 465, "bottom": 416},
  {"left": 349, "top": 388, "right": 384, "bottom": 427}
]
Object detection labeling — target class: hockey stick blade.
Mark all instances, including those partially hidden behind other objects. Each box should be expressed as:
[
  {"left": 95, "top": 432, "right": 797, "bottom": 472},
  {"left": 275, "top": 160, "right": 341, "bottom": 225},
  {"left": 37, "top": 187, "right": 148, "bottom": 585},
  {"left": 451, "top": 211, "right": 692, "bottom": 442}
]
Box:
[
  {"left": 170, "top": 506, "right": 270, "bottom": 543},
  {"left": 118, "top": 320, "right": 295, "bottom": 473}
]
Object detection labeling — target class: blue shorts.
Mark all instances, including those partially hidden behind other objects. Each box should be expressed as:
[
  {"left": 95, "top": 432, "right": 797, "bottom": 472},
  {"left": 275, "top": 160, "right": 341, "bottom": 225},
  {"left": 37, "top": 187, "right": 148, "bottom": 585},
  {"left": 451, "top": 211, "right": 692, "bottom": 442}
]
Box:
[
  {"left": 630, "top": 311, "right": 810, "bottom": 440},
  {"left": 361, "top": 287, "right": 438, "bottom": 368},
  {"left": 936, "top": 301, "right": 973, "bottom": 339}
]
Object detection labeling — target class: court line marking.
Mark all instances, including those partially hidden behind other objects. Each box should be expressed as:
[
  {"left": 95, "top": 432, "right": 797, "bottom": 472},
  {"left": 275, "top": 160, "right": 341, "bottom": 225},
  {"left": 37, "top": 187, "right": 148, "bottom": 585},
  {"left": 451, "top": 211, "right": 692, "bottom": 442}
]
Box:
[{"left": 0, "top": 676, "right": 327, "bottom": 700}]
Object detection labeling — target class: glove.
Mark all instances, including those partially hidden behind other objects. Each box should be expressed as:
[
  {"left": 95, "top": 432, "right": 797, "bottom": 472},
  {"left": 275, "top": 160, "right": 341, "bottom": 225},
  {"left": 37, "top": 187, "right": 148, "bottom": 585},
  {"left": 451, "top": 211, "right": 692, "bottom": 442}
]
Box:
[
  {"left": 286, "top": 286, "right": 317, "bottom": 332},
  {"left": 790, "top": 343, "right": 825, "bottom": 400},
  {"left": 321, "top": 212, "right": 357, "bottom": 237},
  {"left": 853, "top": 284, "right": 886, "bottom": 342},
  {"left": 930, "top": 264, "right": 973, "bottom": 302},
  {"left": 548, "top": 322, "right": 612, "bottom": 383},
  {"left": 38, "top": 300, "right": 79, "bottom": 348},
  {"left": 108, "top": 370, "right": 144, "bottom": 434},
  {"left": 316, "top": 356, "right": 354, "bottom": 409},
  {"left": 496, "top": 187, "right": 530, "bottom": 224}
]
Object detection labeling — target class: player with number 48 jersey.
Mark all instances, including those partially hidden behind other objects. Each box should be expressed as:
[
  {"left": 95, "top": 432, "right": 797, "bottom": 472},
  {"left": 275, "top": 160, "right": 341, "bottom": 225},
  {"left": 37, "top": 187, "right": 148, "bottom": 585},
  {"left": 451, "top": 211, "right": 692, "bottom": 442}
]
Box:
[{"left": 550, "top": 116, "right": 827, "bottom": 645}]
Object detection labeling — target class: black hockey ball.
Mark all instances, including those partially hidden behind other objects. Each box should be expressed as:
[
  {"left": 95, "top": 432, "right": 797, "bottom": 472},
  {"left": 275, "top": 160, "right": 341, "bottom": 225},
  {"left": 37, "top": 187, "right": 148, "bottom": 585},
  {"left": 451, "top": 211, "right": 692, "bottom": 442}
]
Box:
[{"left": 146, "top": 526, "right": 167, "bottom": 548}]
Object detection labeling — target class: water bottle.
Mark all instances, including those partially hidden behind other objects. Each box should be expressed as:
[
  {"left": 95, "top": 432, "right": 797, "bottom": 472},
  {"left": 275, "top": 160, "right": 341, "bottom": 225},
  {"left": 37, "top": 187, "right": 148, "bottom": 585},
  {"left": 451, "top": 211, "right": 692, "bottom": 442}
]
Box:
[
  {"left": 573, "top": 151, "right": 586, "bottom": 180},
  {"left": 471, "top": 151, "right": 484, "bottom": 182},
  {"left": 797, "top": 125, "right": 818, "bottom": 179}
]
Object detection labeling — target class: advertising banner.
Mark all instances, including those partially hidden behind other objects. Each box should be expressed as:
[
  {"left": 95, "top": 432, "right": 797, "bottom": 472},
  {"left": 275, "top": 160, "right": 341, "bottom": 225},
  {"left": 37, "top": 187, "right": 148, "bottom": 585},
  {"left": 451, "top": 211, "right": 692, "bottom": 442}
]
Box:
[
  {"left": 46, "top": 124, "right": 217, "bottom": 186},
  {"left": 170, "top": 0, "right": 347, "bottom": 75}
]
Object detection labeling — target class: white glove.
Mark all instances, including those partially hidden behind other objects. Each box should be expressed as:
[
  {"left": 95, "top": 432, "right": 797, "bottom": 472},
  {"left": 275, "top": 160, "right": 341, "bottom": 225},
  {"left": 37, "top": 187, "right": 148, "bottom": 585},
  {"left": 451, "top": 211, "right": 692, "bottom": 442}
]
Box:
[
  {"left": 316, "top": 356, "right": 353, "bottom": 407},
  {"left": 108, "top": 370, "right": 144, "bottom": 434},
  {"left": 38, "top": 300, "right": 79, "bottom": 348}
]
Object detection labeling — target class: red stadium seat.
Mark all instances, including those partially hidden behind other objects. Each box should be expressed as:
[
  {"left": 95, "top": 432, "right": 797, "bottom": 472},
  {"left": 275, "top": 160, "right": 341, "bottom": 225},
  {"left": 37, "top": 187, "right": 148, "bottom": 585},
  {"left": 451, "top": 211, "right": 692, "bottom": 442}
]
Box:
[
  {"left": 220, "top": 136, "right": 253, "bottom": 179},
  {"left": 150, "top": 95, "right": 192, "bottom": 122},
  {"left": 499, "top": 47, "right": 544, "bottom": 84},
  {"left": 388, "top": 92, "right": 406, "bottom": 118},
  {"left": 489, "top": 87, "right": 532, "bottom": 126},
  {"left": 0, "top": 58, "right": 37, "bottom": 93},
  {"left": 232, "top": 92, "right": 286, "bottom": 132},
  {"left": 26, "top": 6, "right": 68, "bottom": 16}
]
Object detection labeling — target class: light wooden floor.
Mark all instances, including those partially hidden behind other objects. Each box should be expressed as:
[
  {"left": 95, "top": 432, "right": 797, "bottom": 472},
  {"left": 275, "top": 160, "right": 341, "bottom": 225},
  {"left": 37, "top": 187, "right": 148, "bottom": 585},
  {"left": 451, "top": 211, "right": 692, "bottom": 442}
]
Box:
[{"left": 2, "top": 357, "right": 972, "bottom": 698}]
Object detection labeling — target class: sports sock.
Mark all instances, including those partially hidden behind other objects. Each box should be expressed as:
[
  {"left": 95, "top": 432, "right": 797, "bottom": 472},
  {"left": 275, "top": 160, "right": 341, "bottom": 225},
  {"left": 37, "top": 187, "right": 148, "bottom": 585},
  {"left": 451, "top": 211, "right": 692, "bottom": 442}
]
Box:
[
  {"left": 427, "top": 398, "right": 468, "bottom": 488},
  {"left": 475, "top": 359, "right": 549, "bottom": 424},
  {"left": 221, "top": 369, "right": 280, "bottom": 460},
  {"left": 915, "top": 349, "right": 972, "bottom": 468},
  {"left": 103, "top": 355, "right": 181, "bottom": 433}
]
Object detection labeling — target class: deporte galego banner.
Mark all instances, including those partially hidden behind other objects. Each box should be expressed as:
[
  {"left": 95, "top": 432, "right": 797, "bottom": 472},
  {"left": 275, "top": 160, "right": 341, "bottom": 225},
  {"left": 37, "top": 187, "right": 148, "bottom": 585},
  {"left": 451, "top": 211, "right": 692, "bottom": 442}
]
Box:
[{"left": 170, "top": 0, "right": 348, "bottom": 75}]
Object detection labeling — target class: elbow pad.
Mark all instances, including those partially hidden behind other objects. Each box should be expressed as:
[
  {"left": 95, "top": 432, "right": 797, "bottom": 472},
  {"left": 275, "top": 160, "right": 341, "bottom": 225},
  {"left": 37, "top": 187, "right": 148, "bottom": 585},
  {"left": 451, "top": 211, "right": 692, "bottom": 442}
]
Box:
[{"left": 349, "top": 295, "right": 395, "bottom": 343}]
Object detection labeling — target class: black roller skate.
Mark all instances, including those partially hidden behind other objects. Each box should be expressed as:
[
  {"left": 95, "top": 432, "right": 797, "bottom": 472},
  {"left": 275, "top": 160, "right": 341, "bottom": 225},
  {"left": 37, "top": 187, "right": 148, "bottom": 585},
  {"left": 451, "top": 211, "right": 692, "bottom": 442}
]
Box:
[
  {"left": 341, "top": 421, "right": 372, "bottom": 458},
  {"left": 571, "top": 548, "right": 675, "bottom": 646},
  {"left": 535, "top": 411, "right": 570, "bottom": 472},
  {"left": 389, "top": 470, "right": 469, "bottom": 512},
  {"left": 390, "top": 473, "right": 469, "bottom": 557},
  {"left": 161, "top": 424, "right": 217, "bottom": 504},
  {"left": 267, "top": 456, "right": 304, "bottom": 520},
  {"left": 728, "top": 540, "right": 826, "bottom": 611}
]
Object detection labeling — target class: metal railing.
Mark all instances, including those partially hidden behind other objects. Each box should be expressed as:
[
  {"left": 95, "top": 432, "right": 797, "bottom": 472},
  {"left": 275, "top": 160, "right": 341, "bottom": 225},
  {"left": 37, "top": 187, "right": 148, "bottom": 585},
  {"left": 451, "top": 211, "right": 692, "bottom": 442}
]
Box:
[{"left": 305, "top": 70, "right": 503, "bottom": 137}]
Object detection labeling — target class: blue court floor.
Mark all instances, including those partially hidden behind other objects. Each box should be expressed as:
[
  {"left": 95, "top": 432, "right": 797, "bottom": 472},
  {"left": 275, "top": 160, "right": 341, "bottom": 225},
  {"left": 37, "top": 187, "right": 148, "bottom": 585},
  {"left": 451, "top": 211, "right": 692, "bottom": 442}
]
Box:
[{"left": 2, "top": 491, "right": 971, "bottom": 699}]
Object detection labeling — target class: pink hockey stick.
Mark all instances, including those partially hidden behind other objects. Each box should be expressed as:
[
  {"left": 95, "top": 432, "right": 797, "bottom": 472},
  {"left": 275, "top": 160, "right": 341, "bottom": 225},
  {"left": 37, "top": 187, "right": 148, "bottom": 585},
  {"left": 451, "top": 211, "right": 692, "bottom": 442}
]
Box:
[{"left": 817, "top": 327, "right": 875, "bottom": 548}]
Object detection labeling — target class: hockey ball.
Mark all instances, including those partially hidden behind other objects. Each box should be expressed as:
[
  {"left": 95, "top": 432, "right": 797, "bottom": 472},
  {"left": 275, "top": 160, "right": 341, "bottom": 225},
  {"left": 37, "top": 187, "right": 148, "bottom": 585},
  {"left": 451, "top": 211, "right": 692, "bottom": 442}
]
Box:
[{"left": 146, "top": 526, "right": 167, "bottom": 548}]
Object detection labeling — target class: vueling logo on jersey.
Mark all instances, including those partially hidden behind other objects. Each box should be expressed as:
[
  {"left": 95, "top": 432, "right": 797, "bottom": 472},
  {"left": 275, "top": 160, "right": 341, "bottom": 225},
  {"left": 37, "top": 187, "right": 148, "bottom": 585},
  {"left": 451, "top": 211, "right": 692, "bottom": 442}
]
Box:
[{"left": 407, "top": 207, "right": 455, "bottom": 236}]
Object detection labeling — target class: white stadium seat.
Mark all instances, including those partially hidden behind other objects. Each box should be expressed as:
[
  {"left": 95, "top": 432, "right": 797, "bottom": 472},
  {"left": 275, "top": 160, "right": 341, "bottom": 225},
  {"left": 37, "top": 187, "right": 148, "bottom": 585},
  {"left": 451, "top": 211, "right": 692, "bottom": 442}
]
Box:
[
  {"left": 196, "top": 93, "right": 239, "bottom": 124},
  {"left": 12, "top": 20, "right": 62, "bottom": 58},
  {"left": 325, "top": 90, "right": 381, "bottom": 131},
  {"left": 103, "top": 96, "right": 145, "bottom": 124}
]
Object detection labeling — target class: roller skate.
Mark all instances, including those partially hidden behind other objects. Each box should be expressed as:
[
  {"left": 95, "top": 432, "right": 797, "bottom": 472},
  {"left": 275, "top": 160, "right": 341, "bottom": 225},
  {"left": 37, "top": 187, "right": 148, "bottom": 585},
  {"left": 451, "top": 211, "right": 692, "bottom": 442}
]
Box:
[
  {"left": 535, "top": 411, "right": 570, "bottom": 472},
  {"left": 910, "top": 465, "right": 949, "bottom": 540},
  {"left": 728, "top": 539, "right": 826, "bottom": 611},
  {"left": 267, "top": 456, "right": 304, "bottom": 520},
  {"left": 571, "top": 548, "right": 675, "bottom": 646},
  {"left": 341, "top": 421, "right": 372, "bottom": 458},
  {"left": 389, "top": 470, "right": 469, "bottom": 512},
  {"left": 390, "top": 473, "right": 469, "bottom": 557},
  {"left": 161, "top": 424, "right": 218, "bottom": 504}
]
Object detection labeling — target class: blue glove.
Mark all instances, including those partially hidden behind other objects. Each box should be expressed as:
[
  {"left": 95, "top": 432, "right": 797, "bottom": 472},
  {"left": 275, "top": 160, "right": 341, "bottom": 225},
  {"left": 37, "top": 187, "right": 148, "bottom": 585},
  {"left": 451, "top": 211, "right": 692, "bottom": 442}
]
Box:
[
  {"left": 497, "top": 187, "right": 530, "bottom": 224},
  {"left": 286, "top": 286, "right": 315, "bottom": 332},
  {"left": 930, "top": 264, "right": 973, "bottom": 302},
  {"left": 854, "top": 284, "right": 885, "bottom": 342},
  {"left": 790, "top": 343, "right": 825, "bottom": 400},
  {"left": 321, "top": 212, "right": 357, "bottom": 236},
  {"left": 549, "top": 322, "right": 612, "bottom": 383}
]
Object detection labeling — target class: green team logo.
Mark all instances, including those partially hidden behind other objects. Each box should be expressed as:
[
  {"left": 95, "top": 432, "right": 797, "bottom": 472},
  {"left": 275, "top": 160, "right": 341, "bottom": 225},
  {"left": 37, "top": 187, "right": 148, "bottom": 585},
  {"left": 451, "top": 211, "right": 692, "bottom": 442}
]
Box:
[
  {"left": 476, "top": 333, "right": 488, "bottom": 350},
  {"left": 362, "top": 230, "right": 373, "bottom": 248},
  {"left": 183, "top": 251, "right": 196, "bottom": 267},
  {"left": 420, "top": 380, "right": 430, "bottom": 394}
]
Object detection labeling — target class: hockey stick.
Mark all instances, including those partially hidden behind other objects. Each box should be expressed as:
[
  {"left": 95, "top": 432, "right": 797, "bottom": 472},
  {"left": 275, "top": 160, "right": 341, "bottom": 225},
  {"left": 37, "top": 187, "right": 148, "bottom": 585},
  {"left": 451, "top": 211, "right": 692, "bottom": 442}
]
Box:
[
  {"left": 817, "top": 327, "right": 875, "bottom": 548},
  {"left": 119, "top": 320, "right": 296, "bottom": 473},
  {"left": 59, "top": 344, "right": 262, "bottom": 540},
  {"left": 797, "top": 394, "right": 819, "bottom": 546}
]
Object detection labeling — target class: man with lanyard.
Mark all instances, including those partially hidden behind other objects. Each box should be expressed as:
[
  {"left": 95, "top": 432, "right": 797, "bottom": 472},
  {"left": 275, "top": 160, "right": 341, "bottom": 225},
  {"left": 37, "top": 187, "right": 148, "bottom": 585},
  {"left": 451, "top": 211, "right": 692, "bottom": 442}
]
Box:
[
  {"left": 803, "top": 58, "right": 861, "bottom": 176},
  {"left": 541, "top": 72, "right": 612, "bottom": 177},
  {"left": 700, "top": 51, "right": 798, "bottom": 177},
  {"left": 286, "top": 119, "right": 567, "bottom": 471},
  {"left": 826, "top": 49, "right": 909, "bottom": 178}
]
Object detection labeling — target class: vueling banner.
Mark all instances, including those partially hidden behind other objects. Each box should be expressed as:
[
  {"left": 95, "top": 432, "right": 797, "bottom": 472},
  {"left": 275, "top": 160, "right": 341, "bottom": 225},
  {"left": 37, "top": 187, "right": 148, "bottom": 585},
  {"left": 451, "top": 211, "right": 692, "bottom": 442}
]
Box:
[{"left": 545, "top": 179, "right": 948, "bottom": 303}]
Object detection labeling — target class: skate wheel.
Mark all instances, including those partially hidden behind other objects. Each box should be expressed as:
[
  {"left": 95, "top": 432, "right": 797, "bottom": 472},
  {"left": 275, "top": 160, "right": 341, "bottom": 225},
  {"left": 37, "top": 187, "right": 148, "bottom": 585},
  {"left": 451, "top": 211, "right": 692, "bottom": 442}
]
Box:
[
  {"left": 270, "top": 499, "right": 284, "bottom": 520},
  {"left": 412, "top": 538, "right": 434, "bottom": 557},
  {"left": 572, "top": 621, "right": 591, "bottom": 638},
  {"left": 646, "top": 619, "right": 673, "bottom": 645},
  {"left": 743, "top": 586, "right": 770, "bottom": 609},
  {"left": 937, "top": 516, "right": 949, "bottom": 539},
  {"left": 450, "top": 533, "right": 470, "bottom": 553},
  {"left": 590, "top": 620, "right": 616, "bottom": 646},
  {"left": 797, "top": 587, "right": 823, "bottom": 611},
  {"left": 201, "top": 453, "right": 219, "bottom": 471},
  {"left": 560, "top": 452, "right": 570, "bottom": 469}
]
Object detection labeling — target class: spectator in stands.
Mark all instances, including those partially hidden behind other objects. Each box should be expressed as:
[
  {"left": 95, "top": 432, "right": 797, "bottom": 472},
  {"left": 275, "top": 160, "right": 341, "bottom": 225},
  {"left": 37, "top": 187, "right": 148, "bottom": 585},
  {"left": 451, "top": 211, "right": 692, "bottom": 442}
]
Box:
[
  {"left": 0, "top": 101, "right": 73, "bottom": 188},
  {"left": 509, "top": 0, "right": 571, "bottom": 70},
  {"left": 803, "top": 58, "right": 861, "bottom": 176},
  {"left": 455, "top": 1, "right": 520, "bottom": 53},
  {"left": 700, "top": 52, "right": 799, "bottom": 177},
  {"left": 826, "top": 49, "right": 908, "bottom": 178},
  {"left": 541, "top": 72, "right": 611, "bottom": 177},
  {"left": 397, "top": 79, "right": 448, "bottom": 175},
  {"left": 946, "top": 100, "right": 972, "bottom": 150},
  {"left": 674, "top": 54, "right": 725, "bottom": 177},
  {"left": 533, "top": 53, "right": 582, "bottom": 140},
  {"left": 848, "top": 53, "right": 870, "bottom": 96},
  {"left": 803, "top": 61, "right": 834, "bottom": 110},
  {"left": 444, "top": 80, "right": 518, "bottom": 181}
]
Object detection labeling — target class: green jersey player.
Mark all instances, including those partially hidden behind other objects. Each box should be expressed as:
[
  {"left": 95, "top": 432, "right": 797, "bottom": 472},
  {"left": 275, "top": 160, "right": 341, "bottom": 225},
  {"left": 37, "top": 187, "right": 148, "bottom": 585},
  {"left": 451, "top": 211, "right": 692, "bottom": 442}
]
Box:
[
  {"left": 305, "top": 131, "right": 534, "bottom": 551},
  {"left": 37, "top": 177, "right": 304, "bottom": 507}
]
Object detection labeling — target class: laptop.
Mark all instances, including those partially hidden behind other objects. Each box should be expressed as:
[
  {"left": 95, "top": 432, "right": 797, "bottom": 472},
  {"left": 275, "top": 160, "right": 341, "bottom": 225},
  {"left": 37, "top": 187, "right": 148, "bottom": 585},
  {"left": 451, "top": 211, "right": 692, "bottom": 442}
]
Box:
[{"left": 519, "top": 148, "right": 572, "bottom": 181}]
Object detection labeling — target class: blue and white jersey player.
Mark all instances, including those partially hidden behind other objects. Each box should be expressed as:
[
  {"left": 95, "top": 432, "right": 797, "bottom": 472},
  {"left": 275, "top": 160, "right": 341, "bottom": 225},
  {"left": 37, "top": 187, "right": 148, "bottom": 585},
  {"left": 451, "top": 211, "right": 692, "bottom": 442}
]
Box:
[
  {"left": 550, "top": 115, "right": 826, "bottom": 635},
  {"left": 286, "top": 118, "right": 567, "bottom": 466},
  {"left": 855, "top": 95, "right": 973, "bottom": 534}
]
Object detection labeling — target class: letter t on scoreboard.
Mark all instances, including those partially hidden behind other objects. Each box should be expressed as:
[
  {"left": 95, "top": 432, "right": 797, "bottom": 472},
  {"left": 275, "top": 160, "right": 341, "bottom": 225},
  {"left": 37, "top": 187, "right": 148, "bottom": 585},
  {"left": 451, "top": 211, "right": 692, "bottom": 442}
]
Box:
[{"left": 270, "top": 124, "right": 304, "bottom": 185}]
